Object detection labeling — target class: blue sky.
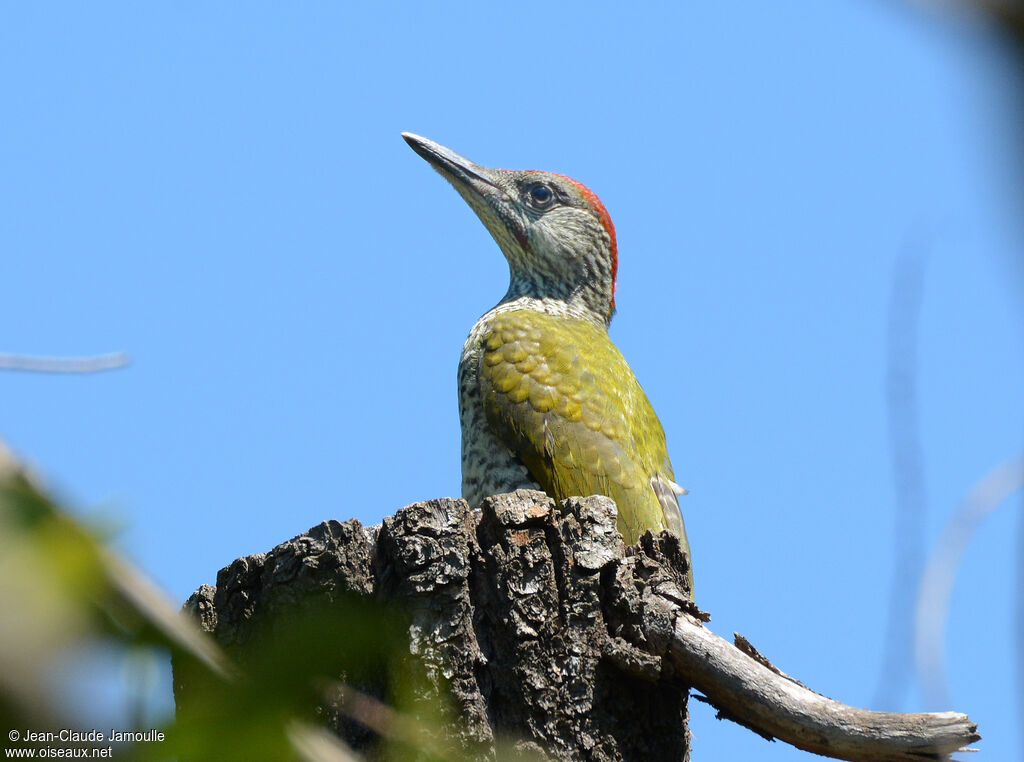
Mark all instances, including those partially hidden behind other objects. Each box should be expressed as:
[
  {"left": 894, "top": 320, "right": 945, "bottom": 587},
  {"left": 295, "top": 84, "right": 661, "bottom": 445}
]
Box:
[{"left": 2, "top": 2, "right": 1022, "bottom": 759}]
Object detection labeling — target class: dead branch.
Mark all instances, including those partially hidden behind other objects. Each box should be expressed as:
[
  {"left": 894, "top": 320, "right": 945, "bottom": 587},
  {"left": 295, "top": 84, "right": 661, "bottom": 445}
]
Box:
[{"left": 667, "top": 611, "right": 979, "bottom": 761}]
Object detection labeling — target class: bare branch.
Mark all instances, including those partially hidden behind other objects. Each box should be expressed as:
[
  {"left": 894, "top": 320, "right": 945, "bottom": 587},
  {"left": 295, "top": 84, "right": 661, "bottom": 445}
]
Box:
[
  {"left": 0, "top": 351, "right": 130, "bottom": 373},
  {"left": 668, "top": 611, "right": 979, "bottom": 761}
]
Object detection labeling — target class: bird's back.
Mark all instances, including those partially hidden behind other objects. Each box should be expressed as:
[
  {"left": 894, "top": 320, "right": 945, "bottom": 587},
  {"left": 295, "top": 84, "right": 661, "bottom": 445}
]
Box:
[{"left": 460, "top": 304, "right": 686, "bottom": 546}]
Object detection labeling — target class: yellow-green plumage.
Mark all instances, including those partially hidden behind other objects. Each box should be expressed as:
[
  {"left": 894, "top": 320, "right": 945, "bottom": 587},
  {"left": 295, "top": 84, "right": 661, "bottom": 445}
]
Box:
[
  {"left": 479, "top": 309, "right": 679, "bottom": 545},
  {"left": 402, "top": 132, "right": 691, "bottom": 593}
]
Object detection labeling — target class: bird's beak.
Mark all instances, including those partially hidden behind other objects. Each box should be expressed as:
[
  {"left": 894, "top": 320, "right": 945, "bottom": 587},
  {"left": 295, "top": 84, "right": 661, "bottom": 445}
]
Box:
[
  {"left": 403, "top": 132, "right": 529, "bottom": 252},
  {"left": 402, "top": 132, "right": 500, "bottom": 196}
]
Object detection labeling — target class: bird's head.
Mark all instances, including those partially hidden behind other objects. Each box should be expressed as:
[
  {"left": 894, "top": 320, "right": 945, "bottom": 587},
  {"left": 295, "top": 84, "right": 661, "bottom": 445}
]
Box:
[{"left": 403, "top": 133, "right": 618, "bottom": 326}]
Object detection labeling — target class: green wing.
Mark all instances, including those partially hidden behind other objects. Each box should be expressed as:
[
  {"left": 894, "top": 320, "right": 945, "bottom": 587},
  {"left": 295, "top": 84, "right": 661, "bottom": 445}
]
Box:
[{"left": 478, "top": 309, "right": 682, "bottom": 545}]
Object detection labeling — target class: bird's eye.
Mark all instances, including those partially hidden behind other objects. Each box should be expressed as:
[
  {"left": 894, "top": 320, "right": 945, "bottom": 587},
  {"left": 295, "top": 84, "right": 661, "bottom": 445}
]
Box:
[{"left": 528, "top": 184, "right": 554, "bottom": 209}]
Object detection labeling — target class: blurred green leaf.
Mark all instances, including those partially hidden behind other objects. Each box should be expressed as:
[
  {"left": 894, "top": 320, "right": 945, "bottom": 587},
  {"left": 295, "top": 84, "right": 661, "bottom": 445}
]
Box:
[{"left": 0, "top": 446, "right": 476, "bottom": 762}]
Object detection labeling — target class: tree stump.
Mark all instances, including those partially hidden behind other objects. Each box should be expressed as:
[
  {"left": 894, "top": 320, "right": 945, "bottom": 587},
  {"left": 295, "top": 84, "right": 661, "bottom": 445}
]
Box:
[{"left": 176, "top": 490, "right": 693, "bottom": 761}]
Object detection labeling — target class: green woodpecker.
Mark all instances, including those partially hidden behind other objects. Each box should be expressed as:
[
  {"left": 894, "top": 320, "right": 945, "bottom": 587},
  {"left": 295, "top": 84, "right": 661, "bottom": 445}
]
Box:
[{"left": 403, "top": 133, "right": 691, "bottom": 583}]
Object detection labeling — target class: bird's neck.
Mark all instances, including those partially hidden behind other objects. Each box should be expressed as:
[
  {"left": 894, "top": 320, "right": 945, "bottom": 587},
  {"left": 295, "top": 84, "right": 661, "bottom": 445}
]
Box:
[{"left": 502, "top": 270, "right": 612, "bottom": 328}]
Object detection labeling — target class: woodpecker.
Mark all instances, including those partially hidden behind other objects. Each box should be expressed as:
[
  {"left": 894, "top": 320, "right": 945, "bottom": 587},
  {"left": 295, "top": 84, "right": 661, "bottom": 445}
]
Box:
[{"left": 403, "top": 133, "right": 691, "bottom": 586}]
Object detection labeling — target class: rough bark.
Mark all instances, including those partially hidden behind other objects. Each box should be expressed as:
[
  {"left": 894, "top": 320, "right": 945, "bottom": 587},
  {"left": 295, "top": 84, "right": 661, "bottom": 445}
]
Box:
[
  {"left": 177, "top": 490, "right": 691, "bottom": 761},
  {"left": 175, "top": 490, "right": 979, "bottom": 761}
]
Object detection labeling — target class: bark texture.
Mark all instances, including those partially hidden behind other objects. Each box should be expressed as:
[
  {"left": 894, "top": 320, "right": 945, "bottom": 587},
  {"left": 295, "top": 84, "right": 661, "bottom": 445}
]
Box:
[{"left": 177, "top": 490, "right": 692, "bottom": 761}]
